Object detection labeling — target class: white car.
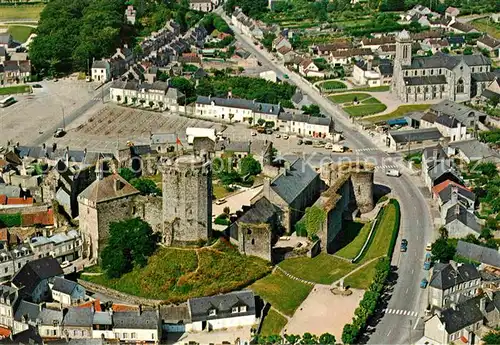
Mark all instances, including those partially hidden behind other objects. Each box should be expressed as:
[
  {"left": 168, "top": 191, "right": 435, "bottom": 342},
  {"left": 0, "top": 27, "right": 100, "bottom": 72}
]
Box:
[
  {"left": 251, "top": 131, "right": 257, "bottom": 136},
  {"left": 215, "top": 198, "right": 227, "bottom": 205},
  {"left": 325, "top": 143, "right": 333, "bottom": 149},
  {"left": 282, "top": 134, "right": 289, "bottom": 140},
  {"left": 61, "top": 261, "right": 71, "bottom": 268},
  {"left": 275, "top": 133, "right": 281, "bottom": 138},
  {"left": 386, "top": 169, "right": 401, "bottom": 177}
]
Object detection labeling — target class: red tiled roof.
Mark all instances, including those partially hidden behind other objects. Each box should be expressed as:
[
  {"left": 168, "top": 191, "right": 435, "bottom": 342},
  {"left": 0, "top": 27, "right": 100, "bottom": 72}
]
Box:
[
  {"left": 0, "top": 229, "right": 7, "bottom": 242},
  {"left": 78, "top": 299, "right": 102, "bottom": 312},
  {"left": 5, "top": 197, "right": 33, "bottom": 205},
  {"left": 112, "top": 304, "right": 138, "bottom": 312},
  {"left": 277, "top": 46, "right": 292, "bottom": 55},
  {"left": 0, "top": 327, "right": 11, "bottom": 338},
  {"left": 432, "top": 180, "right": 470, "bottom": 196},
  {"left": 0, "top": 160, "right": 7, "bottom": 168},
  {"left": 0, "top": 196, "right": 6, "bottom": 205},
  {"left": 21, "top": 209, "right": 54, "bottom": 227}
]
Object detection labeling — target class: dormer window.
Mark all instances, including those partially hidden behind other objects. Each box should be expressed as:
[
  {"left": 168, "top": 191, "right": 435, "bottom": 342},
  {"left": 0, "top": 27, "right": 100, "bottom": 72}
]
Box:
[
  {"left": 232, "top": 307, "right": 239, "bottom": 314},
  {"left": 208, "top": 309, "right": 217, "bottom": 316},
  {"left": 240, "top": 306, "right": 247, "bottom": 313}
]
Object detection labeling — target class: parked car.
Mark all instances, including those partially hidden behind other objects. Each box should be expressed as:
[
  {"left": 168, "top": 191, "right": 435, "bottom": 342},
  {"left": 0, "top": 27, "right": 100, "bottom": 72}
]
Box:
[
  {"left": 304, "top": 140, "right": 313, "bottom": 145},
  {"left": 386, "top": 169, "right": 401, "bottom": 177},
  {"left": 426, "top": 242, "right": 432, "bottom": 251},
  {"left": 424, "top": 253, "right": 432, "bottom": 270},
  {"left": 331, "top": 144, "right": 346, "bottom": 153},
  {"left": 251, "top": 131, "right": 257, "bottom": 136},
  {"left": 215, "top": 198, "right": 227, "bottom": 205},
  {"left": 297, "top": 139, "right": 303, "bottom": 145},
  {"left": 420, "top": 278, "right": 428, "bottom": 289},
  {"left": 265, "top": 128, "right": 273, "bottom": 134},
  {"left": 32, "top": 84, "right": 43, "bottom": 88},
  {"left": 400, "top": 239, "right": 408, "bottom": 252},
  {"left": 325, "top": 143, "right": 333, "bottom": 150},
  {"left": 313, "top": 141, "right": 324, "bottom": 148},
  {"left": 283, "top": 74, "right": 289, "bottom": 79},
  {"left": 282, "top": 134, "right": 289, "bottom": 140}
]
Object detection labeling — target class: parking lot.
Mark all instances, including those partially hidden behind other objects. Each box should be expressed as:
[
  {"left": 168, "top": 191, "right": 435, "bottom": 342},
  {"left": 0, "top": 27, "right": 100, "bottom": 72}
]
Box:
[
  {"left": 0, "top": 79, "right": 100, "bottom": 146},
  {"left": 53, "top": 105, "right": 224, "bottom": 152}
]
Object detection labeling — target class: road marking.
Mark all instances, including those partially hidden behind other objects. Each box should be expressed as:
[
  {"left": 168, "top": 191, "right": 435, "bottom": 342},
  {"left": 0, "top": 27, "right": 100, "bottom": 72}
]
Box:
[
  {"left": 411, "top": 269, "right": 414, "bottom": 274},
  {"left": 413, "top": 318, "right": 420, "bottom": 329},
  {"left": 383, "top": 309, "right": 419, "bottom": 317},
  {"left": 406, "top": 288, "right": 409, "bottom": 294},
  {"left": 387, "top": 330, "right": 392, "bottom": 336}
]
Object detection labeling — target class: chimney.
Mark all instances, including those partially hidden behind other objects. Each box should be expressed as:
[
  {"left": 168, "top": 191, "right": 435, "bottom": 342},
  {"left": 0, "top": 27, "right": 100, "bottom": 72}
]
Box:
[
  {"left": 263, "top": 177, "right": 271, "bottom": 198},
  {"left": 455, "top": 203, "right": 460, "bottom": 216},
  {"left": 16, "top": 142, "right": 19, "bottom": 148},
  {"left": 451, "top": 185, "right": 458, "bottom": 205},
  {"left": 114, "top": 177, "right": 122, "bottom": 192},
  {"left": 138, "top": 304, "right": 142, "bottom": 316},
  {"left": 480, "top": 297, "right": 486, "bottom": 313}
]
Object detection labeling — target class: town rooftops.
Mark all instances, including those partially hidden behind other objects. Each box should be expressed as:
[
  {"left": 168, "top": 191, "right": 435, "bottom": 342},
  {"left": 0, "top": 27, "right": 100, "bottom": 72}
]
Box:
[
  {"left": 440, "top": 295, "right": 494, "bottom": 334},
  {"left": 362, "top": 36, "right": 396, "bottom": 46},
  {"left": 93, "top": 311, "right": 112, "bottom": 326},
  {"left": 278, "top": 111, "right": 332, "bottom": 127},
  {"left": 237, "top": 197, "right": 278, "bottom": 224},
  {"left": 14, "top": 300, "right": 40, "bottom": 322},
  {"left": 91, "top": 60, "right": 109, "bottom": 69},
  {"left": 445, "top": 204, "right": 480, "bottom": 232},
  {"left": 78, "top": 174, "right": 140, "bottom": 204},
  {"left": 270, "top": 158, "right": 318, "bottom": 205},
  {"left": 159, "top": 305, "right": 191, "bottom": 324},
  {"left": 0, "top": 285, "right": 17, "bottom": 305},
  {"left": 37, "top": 308, "right": 63, "bottom": 325},
  {"left": 404, "top": 75, "right": 447, "bottom": 86},
  {"left": 432, "top": 179, "right": 471, "bottom": 198},
  {"left": 389, "top": 127, "right": 442, "bottom": 144},
  {"left": 113, "top": 310, "right": 159, "bottom": 329},
  {"left": 430, "top": 262, "right": 480, "bottom": 290},
  {"left": 12, "top": 257, "right": 63, "bottom": 299},
  {"left": 430, "top": 100, "right": 487, "bottom": 124},
  {"left": 478, "top": 35, "right": 500, "bottom": 49},
  {"left": 438, "top": 182, "right": 475, "bottom": 206},
  {"left": 405, "top": 52, "right": 490, "bottom": 70},
  {"left": 456, "top": 240, "right": 500, "bottom": 268},
  {"left": 449, "top": 139, "right": 500, "bottom": 163},
  {"left": 188, "top": 290, "right": 255, "bottom": 322},
  {"left": 52, "top": 277, "right": 79, "bottom": 295},
  {"left": 62, "top": 307, "right": 93, "bottom": 327},
  {"left": 0, "top": 33, "right": 12, "bottom": 45},
  {"left": 196, "top": 96, "right": 281, "bottom": 116}
]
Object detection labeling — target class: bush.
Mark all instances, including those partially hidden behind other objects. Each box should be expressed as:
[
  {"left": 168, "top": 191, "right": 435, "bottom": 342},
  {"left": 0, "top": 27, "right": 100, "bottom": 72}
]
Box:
[
  {"left": 214, "top": 214, "right": 230, "bottom": 226},
  {"left": 295, "top": 220, "right": 307, "bottom": 237},
  {"left": 0, "top": 213, "right": 22, "bottom": 227}
]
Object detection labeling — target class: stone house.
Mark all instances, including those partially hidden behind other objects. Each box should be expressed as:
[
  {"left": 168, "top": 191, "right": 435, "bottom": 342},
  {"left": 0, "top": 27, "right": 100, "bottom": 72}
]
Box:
[
  {"left": 448, "top": 139, "right": 500, "bottom": 164},
  {"left": 112, "top": 309, "right": 161, "bottom": 344},
  {"left": 37, "top": 308, "right": 63, "bottom": 339},
  {"left": 477, "top": 35, "right": 500, "bottom": 58},
  {"left": 91, "top": 60, "right": 110, "bottom": 83},
  {"left": 0, "top": 285, "right": 18, "bottom": 331},
  {"left": 444, "top": 204, "right": 481, "bottom": 238},
  {"left": 12, "top": 257, "right": 63, "bottom": 303},
  {"left": 78, "top": 174, "right": 140, "bottom": 259},
  {"left": 428, "top": 262, "right": 481, "bottom": 310},
  {"left": 50, "top": 277, "right": 86, "bottom": 306},
  {"left": 252, "top": 158, "right": 321, "bottom": 233},
  {"left": 298, "top": 59, "right": 324, "bottom": 78},
  {"left": 186, "top": 291, "right": 256, "bottom": 332},
  {"left": 276, "top": 47, "right": 296, "bottom": 63},
  {"left": 61, "top": 307, "right": 93, "bottom": 339},
  {"left": 423, "top": 294, "right": 500, "bottom": 345}
]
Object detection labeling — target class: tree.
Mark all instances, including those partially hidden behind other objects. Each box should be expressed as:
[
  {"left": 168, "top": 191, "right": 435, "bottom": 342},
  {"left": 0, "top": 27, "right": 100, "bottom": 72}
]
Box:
[
  {"left": 441, "top": 47, "right": 450, "bottom": 53},
  {"left": 463, "top": 47, "right": 473, "bottom": 55},
  {"left": 301, "top": 104, "right": 322, "bottom": 117},
  {"left": 223, "top": 206, "right": 230, "bottom": 215},
  {"left": 480, "top": 228, "right": 493, "bottom": 240},
  {"left": 488, "top": 95, "right": 500, "bottom": 109},
  {"left": 131, "top": 178, "right": 161, "bottom": 195},
  {"left": 438, "top": 226, "right": 448, "bottom": 240},
  {"left": 431, "top": 238, "right": 456, "bottom": 263},
  {"left": 284, "top": 334, "right": 301, "bottom": 344},
  {"left": 240, "top": 154, "right": 262, "bottom": 176},
  {"left": 483, "top": 331, "right": 500, "bottom": 345},
  {"left": 119, "top": 167, "right": 136, "bottom": 182},
  {"left": 257, "top": 118, "right": 265, "bottom": 126},
  {"left": 149, "top": 101, "right": 154, "bottom": 107},
  {"left": 300, "top": 333, "right": 318, "bottom": 344},
  {"left": 342, "top": 324, "right": 359, "bottom": 344},
  {"left": 318, "top": 333, "right": 335, "bottom": 344},
  {"left": 101, "top": 218, "right": 157, "bottom": 278}
]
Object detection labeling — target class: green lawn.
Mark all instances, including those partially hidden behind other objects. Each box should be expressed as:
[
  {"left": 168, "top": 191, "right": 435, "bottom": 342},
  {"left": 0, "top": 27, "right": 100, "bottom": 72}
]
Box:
[
  {"left": 260, "top": 309, "right": 288, "bottom": 336},
  {"left": 213, "top": 183, "right": 232, "bottom": 200},
  {"left": 0, "top": 5, "right": 44, "bottom": 20},
  {"left": 5, "top": 25, "right": 33, "bottom": 42},
  {"left": 0, "top": 85, "right": 31, "bottom": 96},
  {"left": 472, "top": 18, "right": 500, "bottom": 39},
  {"left": 344, "top": 258, "right": 380, "bottom": 290},
  {"left": 344, "top": 103, "right": 387, "bottom": 117},
  {"left": 319, "top": 80, "right": 347, "bottom": 91},
  {"left": 329, "top": 93, "right": 371, "bottom": 104},
  {"left": 365, "top": 104, "right": 431, "bottom": 123},
  {"left": 251, "top": 270, "right": 313, "bottom": 316},
  {"left": 278, "top": 253, "right": 356, "bottom": 285},
  {"left": 352, "top": 85, "right": 390, "bottom": 92},
  {"left": 335, "top": 221, "right": 372, "bottom": 260},
  {"left": 82, "top": 240, "right": 271, "bottom": 303},
  {"left": 362, "top": 97, "right": 382, "bottom": 104}
]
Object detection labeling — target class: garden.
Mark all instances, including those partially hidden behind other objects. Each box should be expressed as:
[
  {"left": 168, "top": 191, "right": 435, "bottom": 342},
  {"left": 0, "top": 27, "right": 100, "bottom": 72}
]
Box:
[
  {"left": 82, "top": 239, "right": 272, "bottom": 303},
  {"left": 328, "top": 93, "right": 387, "bottom": 117},
  {"left": 365, "top": 104, "right": 431, "bottom": 123},
  {"left": 0, "top": 85, "right": 32, "bottom": 96},
  {"left": 318, "top": 80, "right": 347, "bottom": 92}
]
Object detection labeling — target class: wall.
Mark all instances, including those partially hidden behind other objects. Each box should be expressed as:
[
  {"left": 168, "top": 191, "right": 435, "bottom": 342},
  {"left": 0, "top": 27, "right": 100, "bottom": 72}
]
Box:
[
  {"left": 132, "top": 196, "right": 163, "bottom": 234},
  {"left": 424, "top": 315, "right": 448, "bottom": 344},
  {"left": 444, "top": 220, "right": 478, "bottom": 238},
  {"left": 62, "top": 326, "right": 92, "bottom": 339},
  {"left": 237, "top": 223, "right": 272, "bottom": 261},
  {"left": 350, "top": 170, "right": 375, "bottom": 213},
  {"left": 190, "top": 315, "right": 256, "bottom": 332},
  {"left": 112, "top": 327, "right": 159, "bottom": 343}
]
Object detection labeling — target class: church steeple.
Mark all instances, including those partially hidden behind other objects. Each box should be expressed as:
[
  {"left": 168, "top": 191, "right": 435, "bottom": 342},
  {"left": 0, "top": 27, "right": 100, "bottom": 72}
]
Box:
[{"left": 395, "top": 30, "right": 412, "bottom": 67}]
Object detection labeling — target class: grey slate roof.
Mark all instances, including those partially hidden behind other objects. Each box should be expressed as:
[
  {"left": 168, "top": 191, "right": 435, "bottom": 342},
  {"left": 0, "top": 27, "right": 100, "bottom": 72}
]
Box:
[
  {"left": 52, "top": 277, "right": 78, "bottom": 295},
  {"left": 159, "top": 305, "right": 191, "bottom": 323},
  {"left": 92, "top": 60, "right": 108, "bottom": 69},
  {"left": 456, "top": 240, "right": 500, "bottom": 268},
  {"left": 445, "top": 205, "right": 480, "bottom": 232},
  {"left": 113, "top": 310, "right": 158, "bottom": 329},
  {"left": 37, "top": 308, "right": 63, "bottom": 325},
  {"left": 0, "top": 285, "right": 17, "bottom": 306},
  {"left": 237, "top": 197, "right": 277, "bottom": 224},
  {"left": 389, "top": 127, "right": 442, "bottom": 144},
  {"left": 404, "top": 75, "right": 447, "bottom": 85},
  {"left": 12, "top": 257, "right": 63, "bottom": 299},
  {"left": 440, "top": 295, "right": 494, "bottom": 333},
  {"left": 435, "top": 114, "right": 461, "bottom": 128},
  {"left": 430, "top": 100, "right": 487, "bottom": 125},
  {"left": 216, "top": 140, "right": 251, "bottom": 153},
  {"left": 188, "top": 290, "right": 256, "bottom": 322},
  {"left": 270, "top": 158, "right": 318, "bottom": 205},
  {"left": 278, "top": 111, "right": 332, "bottom": 126},
  {"left": 14, "top": 300, "right": 40, "bottom": 322},
  {"left": 471, "top": 72, "right": 497, "bottom": 82},
  {"left": 151, "top": 132, "right": 177, "bottom": 145},
  {"left": 438, "top": 184, "right": 475, "bottom": 205},
  {"left": 93, "top": 311, "right": 112, "bottom": 325},
  {"left": 428, "top": 160, "right": 460, "bottom": 182},
  {"left": 405, "top": 52, "right": 490, "bottom": 70},
  {"left": 196, "top": 96, "right": 281, "bottom": 116},
  {"left": 429, "top": 262, "right": 480, "bottom": 290},
  {"left": 449, "top": 139, "right": 500, "bottom": 163},
  {"left": 62, "top": 307, "right": 92, "bottom": 327}
]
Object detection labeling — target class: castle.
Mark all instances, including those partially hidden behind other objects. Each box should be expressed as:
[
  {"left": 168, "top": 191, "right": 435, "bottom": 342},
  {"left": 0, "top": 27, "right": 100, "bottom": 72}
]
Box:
[{"left": 391, "top": 30, "right": 494, "bottom": 103}]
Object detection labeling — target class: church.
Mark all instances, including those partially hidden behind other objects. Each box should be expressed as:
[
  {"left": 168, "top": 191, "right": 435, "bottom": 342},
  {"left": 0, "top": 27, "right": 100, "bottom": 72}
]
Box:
[{"left": 391, "top": 30, "right": 496, "bottom": 103}]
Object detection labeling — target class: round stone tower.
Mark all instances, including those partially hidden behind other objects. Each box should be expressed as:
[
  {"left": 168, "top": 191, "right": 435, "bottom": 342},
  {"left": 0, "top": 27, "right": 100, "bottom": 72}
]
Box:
[
  {"left": 161, "top": 155, "right": 212, "bottom": 245},
  {"left": 350, "top": 167, "right": 375, "bottom": 214}
]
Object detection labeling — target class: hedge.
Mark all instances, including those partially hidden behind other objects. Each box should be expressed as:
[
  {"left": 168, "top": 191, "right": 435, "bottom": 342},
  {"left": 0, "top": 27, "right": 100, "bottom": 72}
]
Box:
[
  {"left": 0, "top": 213, "right": 22, "bottom": 227},
  {"left": 386, "top": 199, "right": 401, "bottom": 257}
]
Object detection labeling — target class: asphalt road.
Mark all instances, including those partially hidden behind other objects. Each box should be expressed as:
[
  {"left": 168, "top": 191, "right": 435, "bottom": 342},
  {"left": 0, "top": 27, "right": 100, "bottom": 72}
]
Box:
[{"left": 221, "top": 11, "right": 434, "bottom": 344}]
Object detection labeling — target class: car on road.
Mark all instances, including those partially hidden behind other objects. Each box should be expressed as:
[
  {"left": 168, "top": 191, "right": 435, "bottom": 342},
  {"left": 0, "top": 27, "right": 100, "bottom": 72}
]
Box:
[
  {"left": 426, "top": 242, "right": 432, "bottom": 251},
  {"left": 215, "top": 198, "right": 227, "bottom": 205},
  {"left": 304, "top": 140, "right": 313, "bottom": 145},
  {"left": 400, "top": 239, "right": 408, "bottom": 252},
  {"left": 275, "top": 133, "right": 281, "bottom": 138},
  {"left": 331, "top": 144, "right": 346, "bottom": 153},
  {"left": 313, "top": 141, "right": 325, "bottom": 148},
  {"left": 53, "top": 128, "right": 66, "bottom": 138},
  {"left": 420, "top": 278, "right": 428, "bottom": 289},
  {"left": 61, "top": 261, "right": 71, "bottom": 269},
  {"left": 32, "top": 84, "right": 43, "bottom": 88},
  {"left": 251, "top": 131, "right": 257, "bottom": 136},
  {"left": 265, "top": 128, "right": 273, "bottom": 134},
  {"left": 282, "top": 134, "right": 289, "bottom": 140},
  {"left": 424, "top": 253, "right": 432, "bottom": 270},
  {"left": 297, "top": 139, "right": 303, "bottom": 145},
  {"left": 283, "top": 74, "right": 289, "bottom": 79},
  {"left": 386, "top": 169, "right": 401, "bottom": 177}
]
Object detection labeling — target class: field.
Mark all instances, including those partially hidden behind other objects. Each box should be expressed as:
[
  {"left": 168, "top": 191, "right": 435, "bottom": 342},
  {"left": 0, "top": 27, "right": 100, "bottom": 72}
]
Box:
[
  {"left": 278, "top": 253, "right": 356, "bottom": 285},
  {"left": 0, "top": 25, "right": 33, "bottom": 42},
  {"left": 0, "top": 85, "right": 31, "bottom": 96},
  {"left": 0, "top": 5, "right": 44, "bottom": 20},
  {"left": 365, "top": 104, "right": 431, "bottom": 123},
  {"left": 260, "top": 310, "right": 288, "bottom": 336},
  {"left": 318, "top": 80, "right": 347, "bottom": 91},
  {"left": 335, "top": 221, "right": 372, "bottom": 260},
  {"left": 471, "top": 17, "right": 500, "bottom": 39},
  {"left": 344, "top": 103, "right": 387, "bottom": 117},
  {"left": 82, "top": 240, "right": 271, "bottom": 303},
  {"left": 277, "top": 201, "right": 400, "bottom": 287},
  {"left": 251, "top": 270, "right": 313, "bottom": 316}
]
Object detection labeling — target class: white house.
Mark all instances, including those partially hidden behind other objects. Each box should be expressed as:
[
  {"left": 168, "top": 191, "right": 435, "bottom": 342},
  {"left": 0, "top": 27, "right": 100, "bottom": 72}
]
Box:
[
  {"left": 37, "top": 308, "right": 63, "bottom": 339},
  {"left": 298, "top": 59, "right": 324, "bottom": 78},
  {"left": 186, "top": 291, "right": 256, "bottom": 332},
  {"left": 50, "top": 277, "right": 86, "bottom": 306},
  {"left": 195, "top": 96, "right": 281, "bottom": 124},
  {"left": 434, "top": 115, "right": 471, "bottom": 142},
  {"left": 112, "top": 309, "right": 161, "bottom": 344},
  {"left": 277, "top": 110, "right": 333, "bottom": 139},
  {"left": 189, "top": 0, "right": 214, "bottom": 12},
  {"left": 91, "top": 60, "right": 111, "bottom": 83},
  {"left": 0, "top": 286, "right": 18, "bottom": 331}
]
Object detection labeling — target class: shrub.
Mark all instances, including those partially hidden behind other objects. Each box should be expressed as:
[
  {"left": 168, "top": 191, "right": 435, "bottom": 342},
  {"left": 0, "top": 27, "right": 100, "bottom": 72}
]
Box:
[
  {"left": 386, "top": 199, "right": 401, "bottom": 257},
  {"left": 0, "top": 213, "right": 22, "bottom": 227},
  {"left": 214, "top": 214, "right": 230, "bottom": 225},
  {"left": 295, "top": 220, "right": 307, "bottom": 237}
]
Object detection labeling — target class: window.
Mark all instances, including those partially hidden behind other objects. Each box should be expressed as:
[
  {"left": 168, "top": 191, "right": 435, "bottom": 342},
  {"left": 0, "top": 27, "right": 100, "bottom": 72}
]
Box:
[
  {"left": 46, "top": 330, "right": 50, "bottom": 336},
  {"left": 209, "top": 309, "right": 217, "bottom": 316},
  {"left": 52, "top": 330, "right": 57, "bottom": 336},
  {"left": 431, "top": 69, "right": 434, "bottom": 75},
  {"left": 232, "top": 307, "right": 239, "bottom": 314},
  {"left": 456, "top": 78, "right": 464, "bottom": 93},
  {"left": 131, "top": 332, "right": 136, "bottom": 339},
  {"left": 240, "top": 306, "right": 247, "bottom": 313},
  {"left": 422, "top": 70, "right": 426, "bottom": 76},
  {"left": 405, "top": 71, "right": 408, "bottom": 76},
  {"left": 3, "top": 268, "right": 6, "bottom": 273},
  {"left": 123, "top": 333, "right": 128, "bottom": 339},
  {"left": 152, "top": 333, "right": 155, "bottom": 340}
]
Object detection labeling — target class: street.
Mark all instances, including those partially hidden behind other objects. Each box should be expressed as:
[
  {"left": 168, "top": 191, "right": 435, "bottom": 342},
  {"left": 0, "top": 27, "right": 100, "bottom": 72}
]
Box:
[{"left": 220, "top": 10, "right": 435, "bottom": 344}]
